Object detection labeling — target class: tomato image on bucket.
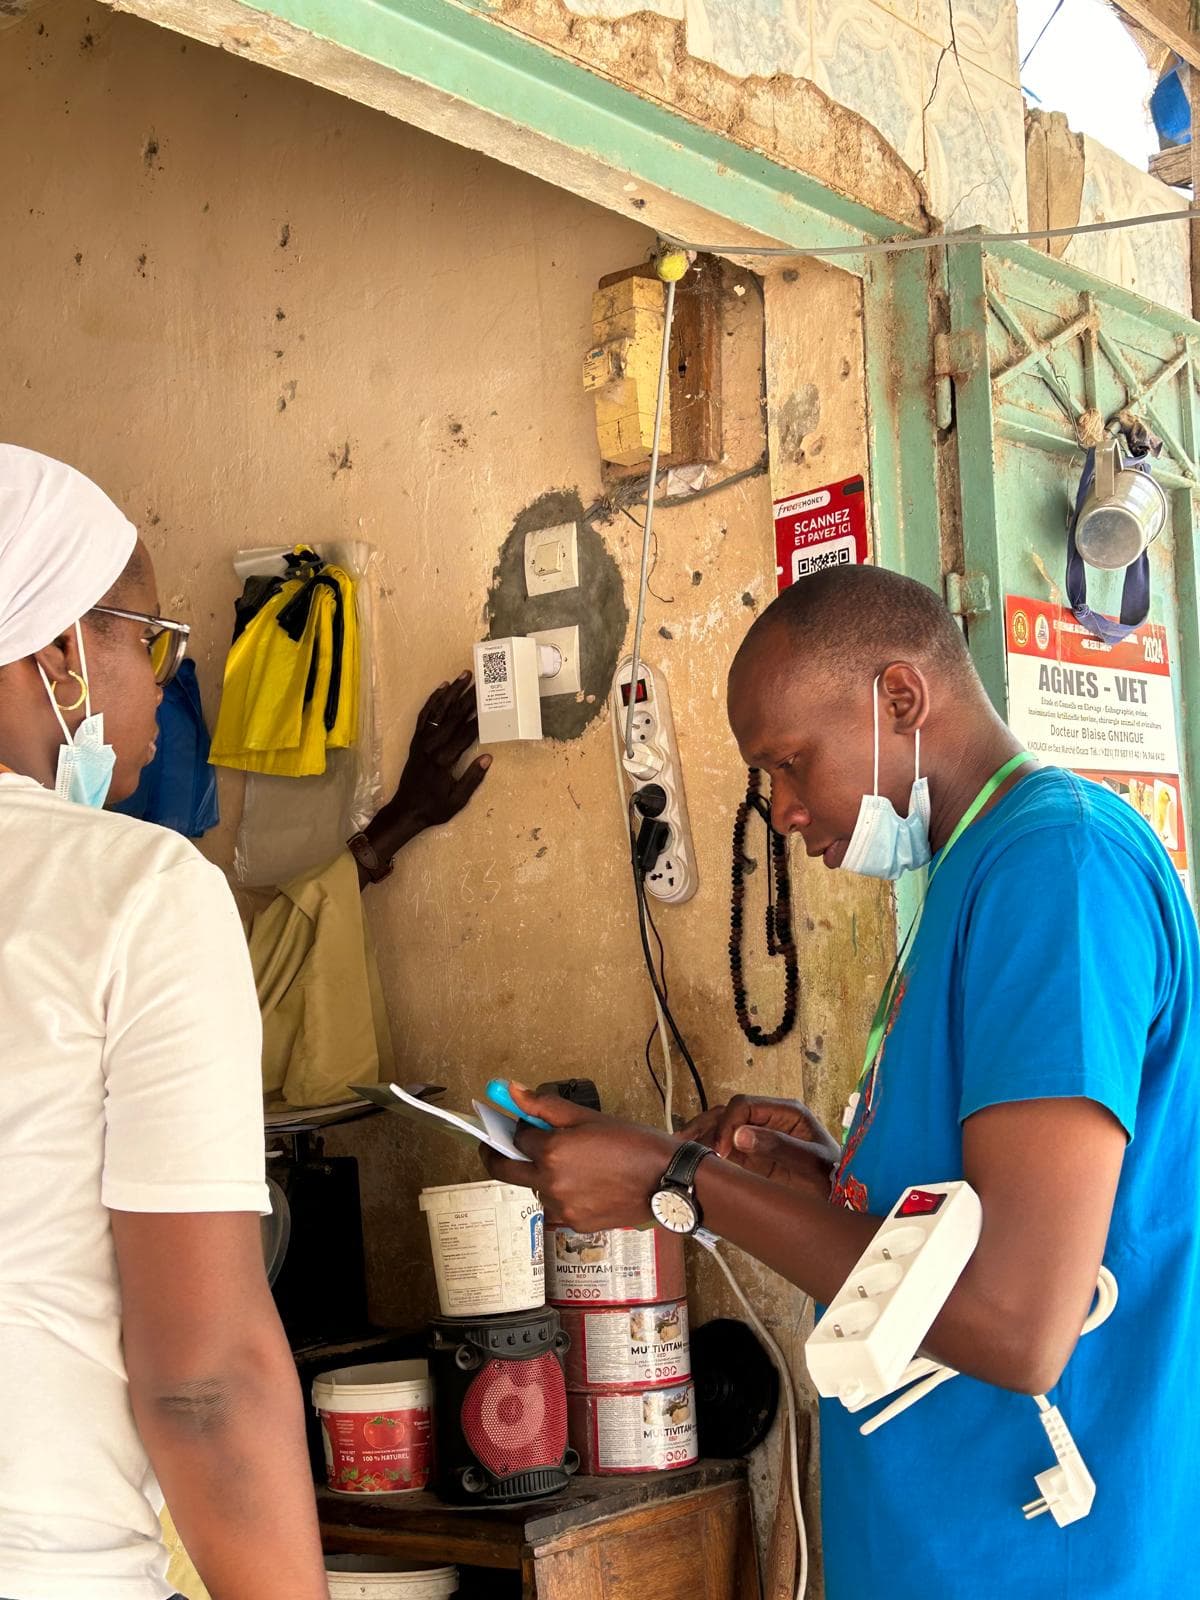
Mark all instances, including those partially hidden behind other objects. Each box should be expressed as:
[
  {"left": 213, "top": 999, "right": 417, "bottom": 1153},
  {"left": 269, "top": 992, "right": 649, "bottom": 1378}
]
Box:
[{"left": 313, "top": 1360, "right": 433, "bottom": 1496}]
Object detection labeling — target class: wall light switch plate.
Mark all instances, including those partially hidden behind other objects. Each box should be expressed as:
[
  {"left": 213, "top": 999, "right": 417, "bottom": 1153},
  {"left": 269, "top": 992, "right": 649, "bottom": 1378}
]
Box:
[
  {"left": 529, "top": 624, "right": 581, "bottom": 697},
  {"left": 524, "top": 523, "right": 579, "bottom": 597}
]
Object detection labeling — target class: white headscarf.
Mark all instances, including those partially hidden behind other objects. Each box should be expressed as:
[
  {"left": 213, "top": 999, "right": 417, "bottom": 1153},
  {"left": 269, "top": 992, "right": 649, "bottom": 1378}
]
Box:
[{"left": 0, "top": 445, "right": 138, "bottom": 669}]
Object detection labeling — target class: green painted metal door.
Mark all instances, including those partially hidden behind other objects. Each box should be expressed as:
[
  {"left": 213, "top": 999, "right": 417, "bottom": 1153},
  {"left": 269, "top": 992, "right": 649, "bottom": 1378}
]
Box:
[{"left": 946, "top": 240, "right": 1200, "bottom": 895}]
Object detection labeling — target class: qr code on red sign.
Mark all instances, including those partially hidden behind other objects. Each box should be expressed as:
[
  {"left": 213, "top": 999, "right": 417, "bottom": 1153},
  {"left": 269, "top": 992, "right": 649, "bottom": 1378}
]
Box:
[
  {"left": 794, "top": 546, "right": 852, "bottom": 580},
  {"left": 481, "top": 648, "right": 508, "bottom": 687}
]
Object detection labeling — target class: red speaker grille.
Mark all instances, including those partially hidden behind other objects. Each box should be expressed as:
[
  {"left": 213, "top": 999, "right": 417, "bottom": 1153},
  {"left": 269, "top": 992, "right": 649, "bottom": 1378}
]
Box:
[{"left": 461, "top": 1353, "right": 568, "bottom": 1476}]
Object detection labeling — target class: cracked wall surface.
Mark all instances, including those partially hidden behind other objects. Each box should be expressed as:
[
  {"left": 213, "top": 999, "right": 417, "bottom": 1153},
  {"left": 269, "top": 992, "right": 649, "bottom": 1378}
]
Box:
[{"left": 497, "top": 0, "right": 1028, "bottom": 232}]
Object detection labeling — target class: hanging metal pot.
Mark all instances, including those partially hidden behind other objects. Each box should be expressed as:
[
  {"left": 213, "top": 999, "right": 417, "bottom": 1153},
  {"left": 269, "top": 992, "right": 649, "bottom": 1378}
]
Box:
[{"left": 1073, "top": 434, "right": 1167, "bottom": 570}]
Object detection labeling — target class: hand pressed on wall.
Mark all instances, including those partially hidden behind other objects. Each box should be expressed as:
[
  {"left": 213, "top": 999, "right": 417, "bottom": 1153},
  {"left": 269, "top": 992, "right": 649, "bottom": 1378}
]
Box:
[
  {"left": 682, "top": 1095, "right": 838, "bottom": 1200},
  {"left": 481, "top": 1084, "right": 679, "bottom": 1232},
  {"left": 360, "top": 671, "right": 492, "bottom": 875}
]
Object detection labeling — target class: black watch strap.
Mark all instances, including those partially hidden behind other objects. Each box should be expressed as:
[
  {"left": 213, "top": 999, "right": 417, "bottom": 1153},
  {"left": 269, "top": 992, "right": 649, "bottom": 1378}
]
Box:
[
  {"left": 347, "top": 831, "right": 393, "bottom": 884},
  {"left": 660, "top": 1140, "right": 713, "bottom": 1193}
]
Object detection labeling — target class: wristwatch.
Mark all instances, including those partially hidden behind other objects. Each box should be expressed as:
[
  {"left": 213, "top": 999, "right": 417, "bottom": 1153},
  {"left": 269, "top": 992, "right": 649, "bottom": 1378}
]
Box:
[
  {"left": 346, "top": 831, "right": 394, "bottom": 884},
  {"left": 650, "top": 1141, "right": 714, "bottom": 1236}
]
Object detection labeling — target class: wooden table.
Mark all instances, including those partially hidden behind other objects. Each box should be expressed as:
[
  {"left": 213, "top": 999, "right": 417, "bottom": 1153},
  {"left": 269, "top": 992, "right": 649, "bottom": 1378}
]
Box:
[{"left": 319, "top": 1459, "right": 759, "bottom": 1599}]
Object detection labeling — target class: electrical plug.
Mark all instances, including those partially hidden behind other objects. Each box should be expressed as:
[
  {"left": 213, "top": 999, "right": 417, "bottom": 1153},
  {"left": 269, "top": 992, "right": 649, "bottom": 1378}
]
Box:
[
  {"left": 1022, "top": 1405, "right": 1096, "bottom": 1528},
  {"left": 635, "top": 818, "right": 670, "bottom": 877}
]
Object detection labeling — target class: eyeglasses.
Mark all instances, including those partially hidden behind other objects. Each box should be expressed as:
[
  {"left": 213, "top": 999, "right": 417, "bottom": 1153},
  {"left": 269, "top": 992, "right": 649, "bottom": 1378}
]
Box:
[{"left": 90, "top": 606, "right": 191, "bottom": 686}]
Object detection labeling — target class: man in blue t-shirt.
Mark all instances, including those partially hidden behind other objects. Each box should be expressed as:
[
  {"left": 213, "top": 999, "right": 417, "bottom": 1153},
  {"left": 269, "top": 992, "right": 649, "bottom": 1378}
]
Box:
[{"left": 484, "top": 564, "right": 1200, "bottom": 1598}]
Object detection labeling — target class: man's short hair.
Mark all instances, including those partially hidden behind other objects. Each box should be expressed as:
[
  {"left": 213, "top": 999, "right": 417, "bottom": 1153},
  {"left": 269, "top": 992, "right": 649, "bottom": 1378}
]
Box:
[{"left": 734, "top": 564, "right": 976, "bottom": 688}]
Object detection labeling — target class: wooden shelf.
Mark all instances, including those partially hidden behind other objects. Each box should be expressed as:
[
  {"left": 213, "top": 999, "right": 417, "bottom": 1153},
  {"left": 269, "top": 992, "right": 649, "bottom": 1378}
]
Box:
[{"left": 319, "top": 1459, "right": 760, "bottom": 1599}]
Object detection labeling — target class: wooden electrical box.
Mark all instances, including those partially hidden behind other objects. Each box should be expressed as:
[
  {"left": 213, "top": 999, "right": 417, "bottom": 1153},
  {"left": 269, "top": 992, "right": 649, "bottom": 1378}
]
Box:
[{"left": 585, "top": 255, "right": 723, "bottom": 472}]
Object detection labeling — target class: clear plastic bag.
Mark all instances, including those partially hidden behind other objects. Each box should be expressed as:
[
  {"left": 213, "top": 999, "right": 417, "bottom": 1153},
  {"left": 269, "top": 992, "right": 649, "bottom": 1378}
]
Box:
[{"left": 231, "top": 540, "right": 383, "bottom": 888}]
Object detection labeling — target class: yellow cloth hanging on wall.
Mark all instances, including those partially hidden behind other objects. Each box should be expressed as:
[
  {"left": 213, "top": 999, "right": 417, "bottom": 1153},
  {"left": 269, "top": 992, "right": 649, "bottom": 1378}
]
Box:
[
  {"left": 211, "top": 553, "right": 359, "bottom": 777},
  {"left": 249, "top": 848, "right": 395, "bottom": 1107},
  {"left": 161, "top": 1505, "right": 209, "bottom": 1600}
]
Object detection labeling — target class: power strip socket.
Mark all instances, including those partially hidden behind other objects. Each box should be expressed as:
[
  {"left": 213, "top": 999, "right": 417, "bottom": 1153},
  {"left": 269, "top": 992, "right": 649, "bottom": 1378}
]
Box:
[
  {"left": 806, "top": 1181, "right": 982, "bottom": 1409},
  {"left": 610, "top": 656, "right": 698, "bottom": 905}
]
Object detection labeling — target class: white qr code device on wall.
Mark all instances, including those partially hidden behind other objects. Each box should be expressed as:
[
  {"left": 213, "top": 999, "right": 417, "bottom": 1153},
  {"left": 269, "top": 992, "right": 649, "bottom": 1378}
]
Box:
[{"left": 473, "top": 632, "right": 579, "bottom": 742}]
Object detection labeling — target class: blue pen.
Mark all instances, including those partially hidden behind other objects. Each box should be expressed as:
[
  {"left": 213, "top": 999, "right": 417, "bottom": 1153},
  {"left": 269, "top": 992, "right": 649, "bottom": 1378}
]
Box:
[{"left": 485, "top": 1078, "right": 553, "bottom": 1130}]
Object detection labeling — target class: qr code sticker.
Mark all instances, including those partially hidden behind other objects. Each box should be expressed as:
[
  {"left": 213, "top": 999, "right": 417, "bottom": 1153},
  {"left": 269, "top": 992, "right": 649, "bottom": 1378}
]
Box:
[
  {"left": 481, "top": 648, "right": 509, "bottom": 687},
  {"left": 794, "top": 545, "right": 852, "bottom": 580}
]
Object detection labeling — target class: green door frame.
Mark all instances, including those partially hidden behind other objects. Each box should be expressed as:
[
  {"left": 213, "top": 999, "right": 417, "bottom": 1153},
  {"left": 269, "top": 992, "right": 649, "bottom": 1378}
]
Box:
[{"left": 946, "top": 237, "right": 1200, "bottom": 890}]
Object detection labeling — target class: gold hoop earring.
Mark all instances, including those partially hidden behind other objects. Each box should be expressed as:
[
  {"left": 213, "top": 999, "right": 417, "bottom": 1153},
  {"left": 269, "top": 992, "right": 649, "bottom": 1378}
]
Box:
[{"left": 54, "top": 672, "right": 88, "bottom": 713}]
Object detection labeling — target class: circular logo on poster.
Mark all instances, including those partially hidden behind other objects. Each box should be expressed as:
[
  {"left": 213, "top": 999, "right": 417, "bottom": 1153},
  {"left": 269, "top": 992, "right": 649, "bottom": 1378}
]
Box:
[
  {"left": 1012, "top": 610, "right": 1030, "bottom": 648},
  {"left": 1035, "top": 614, "right": 1051, "bottom": 651}
]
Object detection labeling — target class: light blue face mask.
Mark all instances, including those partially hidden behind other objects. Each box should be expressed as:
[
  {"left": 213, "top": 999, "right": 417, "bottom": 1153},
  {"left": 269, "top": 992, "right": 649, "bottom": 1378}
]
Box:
[
  {"left": 839, "top": 676, "right": 931, "bottom": 880},
  {"left": 37, "top": 622, "right": 117, "bottom": 809}
]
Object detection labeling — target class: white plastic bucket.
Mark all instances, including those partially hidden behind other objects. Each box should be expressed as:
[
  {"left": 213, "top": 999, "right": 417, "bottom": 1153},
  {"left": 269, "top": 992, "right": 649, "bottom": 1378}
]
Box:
[
  {"left": 313, "top": 1360, "right": 432, "bottom": 1496},
  {"left": 419, "top": 1179, "right": 544, "bottom": 1317},
  {"left": 325, "top": 1555, "right": 457, "bottom": 1599}
]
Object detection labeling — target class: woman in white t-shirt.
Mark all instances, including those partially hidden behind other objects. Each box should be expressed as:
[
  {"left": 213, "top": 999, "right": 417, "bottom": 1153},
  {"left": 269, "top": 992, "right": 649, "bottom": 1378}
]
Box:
[{"left": 0, "top": 446, "right": 329, "bottom": 1600}]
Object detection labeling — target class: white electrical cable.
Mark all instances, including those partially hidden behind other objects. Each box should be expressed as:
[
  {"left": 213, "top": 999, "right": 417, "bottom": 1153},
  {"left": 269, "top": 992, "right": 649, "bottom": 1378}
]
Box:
[
  {"left": 656, "top": 991, "right": 674, "bottom": 1135},
  {"left": 858, "top": 1265, "right": 1120, "bottom": 1437},
  {"left": 1030, "top": 1265, "right": 1119, "bottom": 1413},
  {"left": 663, "top": 206, "right": 1200, "bottom": 261},
  {"left": 610, "top": 250, "right": 806, "bottom": 1594},
  {"left": 623, "top": 273, "right": 677, "bottom": 759},
  {"left": 702, "top": 1238, "right": 810, "bottom": 1600}
]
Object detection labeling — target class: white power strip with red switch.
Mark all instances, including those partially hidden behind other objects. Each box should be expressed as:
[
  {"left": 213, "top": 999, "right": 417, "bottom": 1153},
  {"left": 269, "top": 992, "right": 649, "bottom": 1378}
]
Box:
[
  {"left": 805, "top": 1181, "right": 982, "bottom": 1410},
  {"left": 807, "top": 1179, "right": 1119, "bottom": 1535}
]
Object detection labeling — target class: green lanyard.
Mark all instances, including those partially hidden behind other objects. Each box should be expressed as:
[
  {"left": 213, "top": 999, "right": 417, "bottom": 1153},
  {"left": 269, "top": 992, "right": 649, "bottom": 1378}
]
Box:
[{"left": 840, "top": 751, "right": 1032, "bottom": 1147}]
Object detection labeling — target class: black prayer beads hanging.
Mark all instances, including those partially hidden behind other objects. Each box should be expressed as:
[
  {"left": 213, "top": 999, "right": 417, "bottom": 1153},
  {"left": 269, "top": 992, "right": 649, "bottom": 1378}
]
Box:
[{"left": 729, "top": 768, "right": 799, "bottom": 1047}]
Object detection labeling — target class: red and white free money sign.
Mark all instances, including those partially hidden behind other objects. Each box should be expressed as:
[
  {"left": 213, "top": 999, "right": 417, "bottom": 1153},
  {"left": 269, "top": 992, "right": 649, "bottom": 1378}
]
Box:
[
  {"left": 1005, "top": 595, "right": 1187, "bottom": 876},
  {"left": 774, "top": 475, "right": 869, "bottom": 593}
]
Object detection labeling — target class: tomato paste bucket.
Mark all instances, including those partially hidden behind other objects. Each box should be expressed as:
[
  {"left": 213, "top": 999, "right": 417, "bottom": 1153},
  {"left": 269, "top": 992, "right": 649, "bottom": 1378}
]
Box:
[
  {"left": 419, "top": 1179, "right": 545, "bottom": 1317},
  {"left": 325, "top": 1556, "right": 458, "bottom": 1599},
  {"left": 313, "top": 1360, "right": 432, "bottom": 1496}
]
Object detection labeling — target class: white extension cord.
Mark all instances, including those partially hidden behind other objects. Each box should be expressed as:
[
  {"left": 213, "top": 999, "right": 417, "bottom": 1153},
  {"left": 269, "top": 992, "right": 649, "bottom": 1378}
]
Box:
[{"left": 849, "top": 1260, "right": 1118, "bottom": 1530}]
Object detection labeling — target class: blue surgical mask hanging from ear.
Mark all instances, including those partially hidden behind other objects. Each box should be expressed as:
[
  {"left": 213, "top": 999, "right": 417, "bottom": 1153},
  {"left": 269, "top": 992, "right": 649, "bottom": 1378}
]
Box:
[
  {"left": 37, "top": 622, "right": 117, "bottom": 809},
  {"left": 840, "top": 676, "right": 932, "bottom": 880}
]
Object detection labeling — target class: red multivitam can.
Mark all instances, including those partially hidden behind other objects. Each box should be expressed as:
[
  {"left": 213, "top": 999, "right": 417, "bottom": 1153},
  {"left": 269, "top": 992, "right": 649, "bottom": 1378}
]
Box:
[
  {"left": 568, "top": 1382, "right": 699, "bottom": 1475},
  {"left": 545, "top": 1225, "right": 686, "bottom": 1307},
  {"left": 312, "top": 1361, "right": 433, "bottom": 1496},
  {"left": 559, "top": 1301, "right": 690, "bottom": 1392}
]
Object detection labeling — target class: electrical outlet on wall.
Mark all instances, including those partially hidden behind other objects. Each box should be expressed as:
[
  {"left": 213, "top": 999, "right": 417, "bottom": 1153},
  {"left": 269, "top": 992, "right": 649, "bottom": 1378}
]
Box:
[
  {"left": 610, "top": 656, "right": 697, "bottom": 905},
  {"left": 529, "top": 625, "right": 582, "bottom": 697}
]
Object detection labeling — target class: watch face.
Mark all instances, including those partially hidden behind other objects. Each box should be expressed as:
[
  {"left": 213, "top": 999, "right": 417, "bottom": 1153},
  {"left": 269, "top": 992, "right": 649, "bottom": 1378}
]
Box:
[{"left": 652, "top": 1186, "right": 698, "bottom": 1234}]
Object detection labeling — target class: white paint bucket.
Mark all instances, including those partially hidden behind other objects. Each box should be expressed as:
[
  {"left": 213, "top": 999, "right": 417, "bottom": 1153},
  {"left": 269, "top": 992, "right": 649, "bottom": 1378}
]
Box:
[
  {"left": 313, "top": 1360, "right": 432, "bottom": 1496},
  {"left": 419, "top": 1179, "right": 545, "bottom": 1317},
  {"left": 325, "top": 1556, "right": 458, "bottom": 1598},
  {"left": 546, "top": 1225, "right": 686, "bottom": 1306},
  {"left": 568, "top": 1380, "right": 699, "bottom": 1474},
  {"left": 560, "top": 1299, "right": 690, "bottom": 1391}
]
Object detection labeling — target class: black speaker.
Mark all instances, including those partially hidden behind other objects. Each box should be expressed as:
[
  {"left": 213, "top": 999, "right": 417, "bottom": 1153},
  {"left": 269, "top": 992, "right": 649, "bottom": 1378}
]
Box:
[
  {"left": 428, "top": 1308, "right": 579, "bottom": 1504},
  {"left": 271, "top": 1154, "right": 368, "bottom": 1348}
]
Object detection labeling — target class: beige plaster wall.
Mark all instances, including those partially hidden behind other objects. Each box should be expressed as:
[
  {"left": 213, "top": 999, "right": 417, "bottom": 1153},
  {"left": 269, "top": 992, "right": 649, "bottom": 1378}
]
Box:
[
  {"left": 3, "top": 7, "right": 895, "bottom": 1582},
  {"left": 1027, "top": 108, "right": 1192, "bottom": 317}
]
